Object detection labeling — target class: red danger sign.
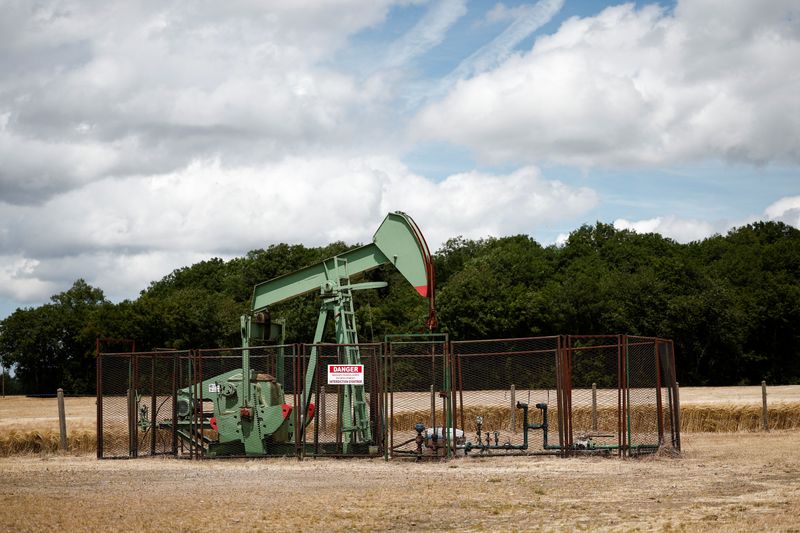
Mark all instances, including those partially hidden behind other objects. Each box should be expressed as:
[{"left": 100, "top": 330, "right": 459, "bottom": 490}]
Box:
[{"left": 327, "top": 364, "right": 364, "bottom": 385}]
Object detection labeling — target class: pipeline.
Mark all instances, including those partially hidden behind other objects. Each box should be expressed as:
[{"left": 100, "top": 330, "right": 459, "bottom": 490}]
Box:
[
  {"left": 516, "top": 401, "right": 562, "bottom": 451},
  {"left": 463, "top": 401, "right": 559, "bottom": 454},
  {"left": 452, "top": 402, "right": 662, "bottom": 456}
]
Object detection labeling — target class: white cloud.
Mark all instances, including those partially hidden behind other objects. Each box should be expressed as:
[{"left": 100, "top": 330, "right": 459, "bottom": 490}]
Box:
[
  {"left": 380, "top": 165, "right": 599, "bottom": 246},
  {"left": 0, "top": 157, "right": 598, "bottom": 303},
  {"left": 765, "top": 195, "right": 800, "bottom": 227},
  {"left": 614, "top": 194, "right": 800, "bottom": 243},
  {"left": 0, "top": 1, "right": 402, "bottom": 205},
  {"left": 0, "top": 256, "right": 57, "bottom": 302},
  {"left": 613, "top": 215, "right": 720, "bottom": 243},
  {"left": 414, "top": 0, "right": 800, "bottom": 166}
]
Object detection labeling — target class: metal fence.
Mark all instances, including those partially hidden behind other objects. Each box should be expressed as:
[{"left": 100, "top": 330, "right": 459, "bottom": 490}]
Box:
[
  {"left": 303, "top": 343, "right": 384, "bottom": 457},
  {"left": 97, "top": 335, "right": 679, "bottom": 459},
  {"left": 386, "top": 335, "right": 449, "bottom": 458},
  {"left": 452, "top": 336, "right": 561, "bottom": 455},
  {"left": 97, "top": 350, "right": 192, "bottom": 459}
]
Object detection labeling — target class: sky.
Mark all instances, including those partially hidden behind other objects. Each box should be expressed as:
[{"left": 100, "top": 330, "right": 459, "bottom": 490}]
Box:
[{"left": 0, "top": 0, "right": 799, "bottom": 319}]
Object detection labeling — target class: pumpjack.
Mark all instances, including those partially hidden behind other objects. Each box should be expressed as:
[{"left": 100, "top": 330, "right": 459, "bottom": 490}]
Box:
[{"left": 158, "top": 212, "right": 436, "bottom": 456}]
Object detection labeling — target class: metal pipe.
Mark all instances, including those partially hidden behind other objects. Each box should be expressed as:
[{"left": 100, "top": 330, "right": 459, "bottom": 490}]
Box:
[
  {"left": 464, "top": 402, "right": 562, "bottom": 455},
  {"left": 96, "top": 348, "right": 103, "bottom": 459},
  {"left": 150, "top": 356, "right": 157, "bottom": 455}
]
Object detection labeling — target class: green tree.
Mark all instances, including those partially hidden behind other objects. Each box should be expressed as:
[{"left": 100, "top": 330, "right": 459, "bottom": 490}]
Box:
[{"left": 0, "top": 280, "right": 105, "bottom": 393}]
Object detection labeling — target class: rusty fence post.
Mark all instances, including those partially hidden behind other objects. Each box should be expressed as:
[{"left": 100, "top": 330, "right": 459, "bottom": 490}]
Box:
[
  {"left": 591, "top": 382, "right": 597, "bottom": 432},
  {"left": 761, "top": 380, "right": 769, "bottom": 431},
  {"left": 57, "top": 388, "right": 68, "bottom": 451}
]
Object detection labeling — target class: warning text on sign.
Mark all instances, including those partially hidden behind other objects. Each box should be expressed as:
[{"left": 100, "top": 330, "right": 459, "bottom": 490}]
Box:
[{"left": 327, "top": 364, "right": 364, "bottom": 385}]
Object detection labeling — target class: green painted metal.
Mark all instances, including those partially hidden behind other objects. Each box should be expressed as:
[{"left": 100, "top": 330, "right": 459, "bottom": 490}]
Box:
[
  {"left": 145, "top": 362, "right": 305, "bottom": 456},
  {"left": 165, "top": 212, "right": 434, "bottom": 457},
  {"left": 248, "top": 212, "right": 431, "bottom": 313}
]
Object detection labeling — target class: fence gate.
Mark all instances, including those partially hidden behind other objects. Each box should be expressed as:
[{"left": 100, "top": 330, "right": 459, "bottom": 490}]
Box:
[
  {"left": 303, "top": 343, "right": 384, "bottom": 457},
  {"left": 96, "top": 350, "right": 191, "bottom": 459},
  {"left": 452, "top": 336, "right": 564, "bottom": 455},
  {"left": 385, "top": 335, "right": 452, "bottom": 458}
]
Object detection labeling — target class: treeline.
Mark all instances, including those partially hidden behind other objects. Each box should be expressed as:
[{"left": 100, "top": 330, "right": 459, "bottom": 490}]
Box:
[{"left": 1, "top": 221, "right": 798, "bottom": 393}]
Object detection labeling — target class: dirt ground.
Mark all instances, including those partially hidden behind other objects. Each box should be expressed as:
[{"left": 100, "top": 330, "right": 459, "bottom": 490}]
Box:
[{"left": 0, "top": 430, "right": 798, "bottom": 533}]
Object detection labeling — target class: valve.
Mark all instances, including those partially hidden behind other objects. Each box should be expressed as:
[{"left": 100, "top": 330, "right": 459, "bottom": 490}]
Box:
[
  {"left": 414, "top": 423, "right": 425, "bottom": 454},
  {"left": 138, "top": 404, "right": 149, "bottom": 431}
]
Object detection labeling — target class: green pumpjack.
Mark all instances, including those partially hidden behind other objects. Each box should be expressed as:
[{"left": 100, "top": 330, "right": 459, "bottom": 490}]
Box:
[{"left": 141, "top": 212, "right": 437, "bottom": 457}]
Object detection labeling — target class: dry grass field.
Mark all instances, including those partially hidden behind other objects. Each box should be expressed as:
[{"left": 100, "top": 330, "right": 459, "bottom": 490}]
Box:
[{"left": 0, "top": 431, "right": 797, "bottom": 532}]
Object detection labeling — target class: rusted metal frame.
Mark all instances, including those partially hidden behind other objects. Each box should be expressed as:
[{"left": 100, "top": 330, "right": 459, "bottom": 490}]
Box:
[
  {"left": 616, "top": 335, "right": 624, "bottom": 457},
  {"left": 131, "top": 353, "right": 140, "bottom": 458},
  {"left": 654, "top": 340, "right": 664, "bottom": 447},
  {"left": 313, "top": 349, "right": 321, "bottom": 456},
  {"left": 295, "top": 344, "right": 304, "bottom": 459},
  {"left": 625, "top": 340, "right": 662, "bottom": 348},
  {"left": 333, "top": 348, "right": 343, "bottom": 454},
  {"left": 189, "top": 351, "right": 195, "bottom": 459},
  {"left": 197, "top": 349, "right": 205, "bottom": 459},
  {"left": 565, "top": 342, "right": 627, "bottom": 351},
  {"left": 95, "top": 341, "right": 104, "bottom": 459},
  {"left": 566, "top": 336, "right": 574, "bottom": 456},
  {"left": 445, "top": 347, "right": 558, "bottom": 358},
  {"left": 456, "top": 335, "right": 562, "bottom": 342},
  {"left": 388, "top": 343, "right": 394, "bottom": 457},
  {"left": 149, "top": 356, "right": 157, "bottom": 455},
  {"left": 663, "top": 348, "right": 675, "bottom": 446},
  {"left": 382, "top": 342, "right": 389, "bottom": 461},
  {"left": 555, "top": 336, "right": 564, "bottom": 456},
  {"left": 171, "top": 353, "right": 178, "bottom": 456},
  {"left": 449, "top": 343, "right": 458, "bottom": 457},
  {"left": 372, "top": 350, "right": 385, "bottom": 457},
  {"left": 189, "top": 350, "right": 197, "bottom": 459},
  {"left": 430, "top": 343, "right": 436, "bottom": 450},
  {"left": 451, "top": 335, "right": 560, "bottom": 347},
  {"left": 306, "top": 346, "right": 380, "bottom": 459},
  {"left": 622, "top": 334, "right": 629, "bottom": 457},
  {"left": 367, "top": 351, "right": 375, "bottom": 455},
  {"left": 556, "top": 335, "right": 568, "bottom": 456},
  {"left": 431, "top": 343, "right": 439, "bottom": 437},
  {"left": 455, "top": 351, "right": 465, "bottom": 443},
  {"left": 669, "top": 340, "right": 681, "bottom": 451},
  {"left": 302, "top": 342, "right": 386, "bottom": 457}
]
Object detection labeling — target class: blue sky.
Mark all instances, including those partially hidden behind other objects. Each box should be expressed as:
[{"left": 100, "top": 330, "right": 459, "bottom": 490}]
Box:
[{"left": 0, "top": 0, "right": 798, "bottom": 319}]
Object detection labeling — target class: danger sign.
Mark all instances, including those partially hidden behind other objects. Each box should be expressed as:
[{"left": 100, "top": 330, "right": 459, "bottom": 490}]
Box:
[{"left": 327, "top": 364, "right": 364, "bottom": 385}]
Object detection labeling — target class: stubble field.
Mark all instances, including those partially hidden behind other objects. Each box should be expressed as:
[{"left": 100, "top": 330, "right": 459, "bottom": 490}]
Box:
[{"left": 0, "top": 431, "right": 798, "bottom": 532}]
